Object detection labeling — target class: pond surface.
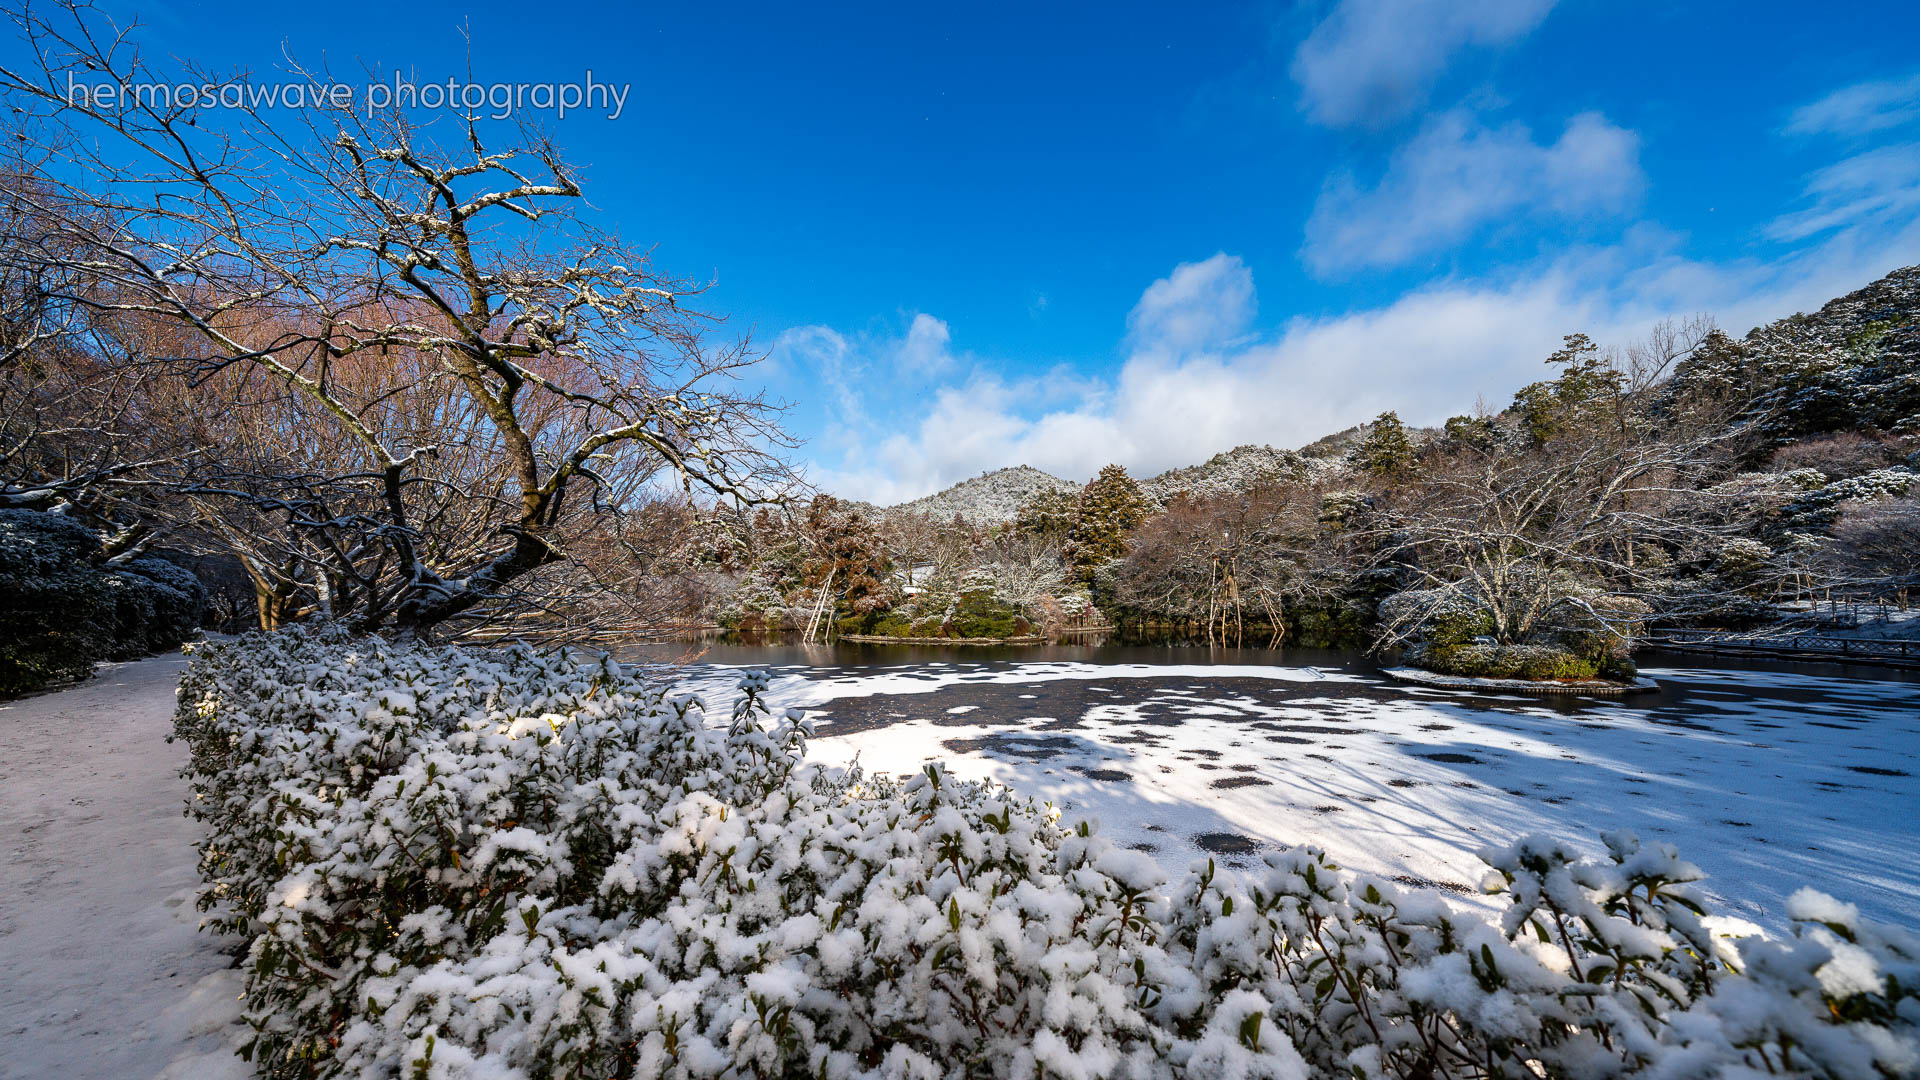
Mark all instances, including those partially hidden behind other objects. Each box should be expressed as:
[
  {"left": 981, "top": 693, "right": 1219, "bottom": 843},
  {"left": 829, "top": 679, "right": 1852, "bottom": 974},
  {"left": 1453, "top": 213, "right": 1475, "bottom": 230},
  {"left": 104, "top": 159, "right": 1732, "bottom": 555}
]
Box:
[{"left": 621, "top": 634, "right": 1920, "bottom": 931}]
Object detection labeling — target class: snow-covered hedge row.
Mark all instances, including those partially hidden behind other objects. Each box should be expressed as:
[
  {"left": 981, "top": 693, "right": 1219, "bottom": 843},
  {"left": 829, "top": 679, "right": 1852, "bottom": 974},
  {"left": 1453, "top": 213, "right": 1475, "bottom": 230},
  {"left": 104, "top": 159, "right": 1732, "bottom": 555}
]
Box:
[
  {"left": 175, "top": 626, "right": 1919, "bottom": 1080},
  {"left": 1, "top": 508, "right": 207, "bottom": 694}
]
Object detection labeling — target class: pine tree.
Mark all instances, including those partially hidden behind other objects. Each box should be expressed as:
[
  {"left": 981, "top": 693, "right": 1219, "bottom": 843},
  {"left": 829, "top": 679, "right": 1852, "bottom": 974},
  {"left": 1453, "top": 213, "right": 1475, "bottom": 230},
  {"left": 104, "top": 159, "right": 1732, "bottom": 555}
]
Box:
[
  {"left": 1065, "top": 464, "right": 1147, "bottom": 580},
  {"left": 1350, "top": 411, "right": 1415, "bottom": 477},
  {"left": 1013, "top": 486, "right": 1078, "bottom": 542},
  {"left": 1509, "top": 334, "right": 1625, "bottom": 444}
]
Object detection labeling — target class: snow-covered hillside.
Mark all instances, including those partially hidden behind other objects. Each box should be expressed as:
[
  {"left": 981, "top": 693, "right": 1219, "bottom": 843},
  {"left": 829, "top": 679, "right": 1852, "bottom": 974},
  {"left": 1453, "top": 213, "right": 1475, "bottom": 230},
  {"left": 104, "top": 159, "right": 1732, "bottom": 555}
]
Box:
[
  {"left": 887, "top": 465, "right": 1080, "bottom": 524},
  {"left": 885, "top": 447, "right": 1360, "bottom": 524},
  {"left": 1138, "top": 444, "right": 1351, "bottom": 506}
]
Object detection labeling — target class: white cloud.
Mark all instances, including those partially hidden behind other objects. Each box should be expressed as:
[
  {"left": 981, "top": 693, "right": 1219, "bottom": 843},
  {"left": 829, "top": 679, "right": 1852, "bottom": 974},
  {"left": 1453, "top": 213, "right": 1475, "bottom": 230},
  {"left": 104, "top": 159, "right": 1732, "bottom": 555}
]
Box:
[
  {"left": 1125, "top": 253, "right": 1257, "bottom": 353},
  {"left": 1291, "top": 0, "right": 1556, "bottom": 129},
  {"left": 896, "top": 313, "right": 954, "bottom": 373},
  {"left": 803, "top": 209, "right": 1920, "bottom": 505},
  {"left": 1786, "top": 73, "right": 1920, "bottom": 139},
  {"left": 1304, "top": 110, "right": 1643, "bottom": 274}
]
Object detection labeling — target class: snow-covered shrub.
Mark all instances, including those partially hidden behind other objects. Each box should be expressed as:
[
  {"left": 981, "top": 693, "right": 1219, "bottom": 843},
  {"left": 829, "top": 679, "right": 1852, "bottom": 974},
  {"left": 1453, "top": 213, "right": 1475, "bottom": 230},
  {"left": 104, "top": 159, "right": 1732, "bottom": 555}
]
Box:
[
  {"left": 1407, "top": 641, "right": 1600, "bottom": 681},
  {"left": 0, "top": 508, "right": 207, "bottom": 694},
  {"left": 946, "top": 567, "right": 1030, "bottom": 637},
  {"left": 1377, "top": 589, "right": 1490, "bottom": 650},
  {"left": 177, "top": 627, "right": 1919, "bottom": 1080},
  {"left": 1057, "top": 591, "right": 1096, "bottom": 621},
  {"left": 1539, "top": 593, "right": 1649, "bottom": 677},
  {"left": 1781, "top": 466, "right": 1918, "bottom": 529},
  {"left": 108, "top": 555, "right": 209, "bottom": 656},
  {"left": 0, "top": 508, "right": 116, "bottom": 692},
  {"left": 1316, "top": 490, "right": 1369, "bottom": 525},
  {"left": 716, "top": 577, "right": 801, "bottom": 631}
]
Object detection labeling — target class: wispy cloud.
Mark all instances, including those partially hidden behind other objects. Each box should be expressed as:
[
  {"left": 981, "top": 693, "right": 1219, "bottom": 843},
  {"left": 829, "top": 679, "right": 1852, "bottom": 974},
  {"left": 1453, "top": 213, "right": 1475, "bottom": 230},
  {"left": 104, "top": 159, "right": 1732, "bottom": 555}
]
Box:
[
  {"left": 1302, "top": 110, "right": 1643, "bottom": 275},
  {"left": 1769, "top": 143, "right": 1920, "bottom": 242},
  {"left": 1785, "top": 72, "right": 1920, "bottom": 139},
  {"left": 1290, "top": 0, "right": 1556, "bottom": 129}
]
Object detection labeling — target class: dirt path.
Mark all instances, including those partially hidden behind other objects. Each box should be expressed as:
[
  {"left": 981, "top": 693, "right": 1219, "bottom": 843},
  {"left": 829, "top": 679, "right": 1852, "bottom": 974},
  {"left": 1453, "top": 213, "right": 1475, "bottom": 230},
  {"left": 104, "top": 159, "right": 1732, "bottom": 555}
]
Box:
[{"left": 0, "top": 654, "right": 248, "bottom": 1080}]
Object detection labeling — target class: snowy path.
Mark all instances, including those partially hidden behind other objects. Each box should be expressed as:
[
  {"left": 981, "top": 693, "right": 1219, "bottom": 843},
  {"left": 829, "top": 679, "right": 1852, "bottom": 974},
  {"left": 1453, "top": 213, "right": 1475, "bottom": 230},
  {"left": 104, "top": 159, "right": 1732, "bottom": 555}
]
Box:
[{"left": 0, "top": 655, "right": 248, "bottom": 1080}]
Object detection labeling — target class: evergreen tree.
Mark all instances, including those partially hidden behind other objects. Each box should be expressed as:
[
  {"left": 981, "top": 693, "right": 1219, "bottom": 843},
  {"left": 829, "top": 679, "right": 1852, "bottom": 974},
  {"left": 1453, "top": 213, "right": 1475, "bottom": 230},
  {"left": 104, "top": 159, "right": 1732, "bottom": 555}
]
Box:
[
  {"left": 1509, "top": 334, "right": 1626, "bottom": 444},
  {"left": 1350, "top": 411, "right": 1416, "bottom": 477},
  {"left": 1013, "top": 486, "right": 1078, "bottom": 542},
  {"left": 1443, "top": 413, "right": 1496, "bottom": 447},
  {"left": 1065, "top": 464, "right": 1147, "bottom": 580},
  {"left": 801, "top": 496, "right": 893, "bottom": 615}
]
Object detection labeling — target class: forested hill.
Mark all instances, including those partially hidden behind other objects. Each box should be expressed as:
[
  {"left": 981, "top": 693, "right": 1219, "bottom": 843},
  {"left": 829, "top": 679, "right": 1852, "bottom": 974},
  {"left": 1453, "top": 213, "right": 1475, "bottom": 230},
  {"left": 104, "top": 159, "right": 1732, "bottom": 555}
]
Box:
[{"left": 1668, "top": 264, "right": 1919, "bottom": 443}]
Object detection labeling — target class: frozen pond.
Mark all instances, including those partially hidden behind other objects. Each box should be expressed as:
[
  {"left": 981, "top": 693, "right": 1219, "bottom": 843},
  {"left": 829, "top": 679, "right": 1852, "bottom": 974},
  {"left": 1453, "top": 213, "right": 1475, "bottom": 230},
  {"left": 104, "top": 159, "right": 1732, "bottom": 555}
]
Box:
[{"left": 635, "top": 640, "right": 1920, "bottom": 930}]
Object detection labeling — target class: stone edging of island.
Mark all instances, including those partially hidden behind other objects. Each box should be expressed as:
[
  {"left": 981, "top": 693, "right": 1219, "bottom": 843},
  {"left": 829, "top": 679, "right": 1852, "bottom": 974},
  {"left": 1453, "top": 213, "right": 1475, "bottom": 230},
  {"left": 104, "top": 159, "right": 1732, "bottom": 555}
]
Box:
[{"left": 1381, "top": 666, "right": 1660, "bottom": 696}]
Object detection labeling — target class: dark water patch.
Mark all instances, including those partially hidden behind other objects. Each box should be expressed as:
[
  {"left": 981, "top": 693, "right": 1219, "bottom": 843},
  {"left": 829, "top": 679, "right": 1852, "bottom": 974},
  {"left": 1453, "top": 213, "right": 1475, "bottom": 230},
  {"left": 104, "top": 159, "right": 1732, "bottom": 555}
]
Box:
[
  {"left": 1418, "top": 752, "right": 1485, "bottom": 765},
  {"left": 1386, "top": 778, "right": 1422, "bottom": 788},
  {"left": 1393, "top": 874, "right": 1473, "bottom": 895},
  {"left": 939, "top": 733, "right": 1079, "bottom": 760},
  {"left": 1196, "top": 832, "right": 1261, "bottom": 854},
  {"left": 1077, "top": 768, "right": 1133, "bottom": 782},
  {"left": 1265, "top": 734, "right": 1315, "bottom": 744},
  {"left": 1847, "top": 765, "right": 1911, "bottom": 777},
  {"left": 1211, "top": 775, "right": 1271, "bottom": 789}
]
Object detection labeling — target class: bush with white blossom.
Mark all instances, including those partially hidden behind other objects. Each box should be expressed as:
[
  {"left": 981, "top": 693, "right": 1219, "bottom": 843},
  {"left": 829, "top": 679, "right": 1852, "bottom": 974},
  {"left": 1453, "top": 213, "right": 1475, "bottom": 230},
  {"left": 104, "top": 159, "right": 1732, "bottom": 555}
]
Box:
[{"left": 175, "top": 626, "right": 1919, "bottom": 1079}]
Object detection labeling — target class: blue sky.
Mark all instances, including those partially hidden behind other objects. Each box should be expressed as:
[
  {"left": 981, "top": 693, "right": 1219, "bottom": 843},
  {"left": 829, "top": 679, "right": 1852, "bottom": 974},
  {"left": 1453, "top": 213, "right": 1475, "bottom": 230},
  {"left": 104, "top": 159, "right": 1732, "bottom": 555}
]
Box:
[{"left": 71, "top": 0, "right": 1920, "bottom": 499}]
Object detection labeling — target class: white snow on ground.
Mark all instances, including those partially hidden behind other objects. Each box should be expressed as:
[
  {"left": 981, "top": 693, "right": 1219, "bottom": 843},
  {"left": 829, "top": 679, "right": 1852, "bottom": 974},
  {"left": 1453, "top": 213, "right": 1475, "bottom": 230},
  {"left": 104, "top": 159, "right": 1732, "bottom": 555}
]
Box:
[
  {"left": 0, "top": 655, "right": 250, "bottom": 1080},
  {"left": 664, "top": 657, "right": 1920, "bottom": 929}
]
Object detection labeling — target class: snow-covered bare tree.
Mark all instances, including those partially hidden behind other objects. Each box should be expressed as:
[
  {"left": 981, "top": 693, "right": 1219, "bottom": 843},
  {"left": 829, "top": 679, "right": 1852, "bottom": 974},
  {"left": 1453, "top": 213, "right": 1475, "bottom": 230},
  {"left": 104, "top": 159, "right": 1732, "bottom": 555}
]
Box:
[
  {"left": 0, "top": 2, "right": 794, "bottom": 634},
  {"left": 1374, "top": 323, "right": 1769, "bottom": 656}
]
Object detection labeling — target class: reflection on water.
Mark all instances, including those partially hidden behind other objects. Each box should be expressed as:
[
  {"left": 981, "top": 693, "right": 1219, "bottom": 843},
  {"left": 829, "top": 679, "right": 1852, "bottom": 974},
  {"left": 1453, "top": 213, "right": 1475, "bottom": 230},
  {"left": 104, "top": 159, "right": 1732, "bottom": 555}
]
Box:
[
  {"left": 611, "top": 632, "right": 1920, "bottom": 724},
  {"left": 613, "top": 627, "right": 1382, "bottom": 673}
]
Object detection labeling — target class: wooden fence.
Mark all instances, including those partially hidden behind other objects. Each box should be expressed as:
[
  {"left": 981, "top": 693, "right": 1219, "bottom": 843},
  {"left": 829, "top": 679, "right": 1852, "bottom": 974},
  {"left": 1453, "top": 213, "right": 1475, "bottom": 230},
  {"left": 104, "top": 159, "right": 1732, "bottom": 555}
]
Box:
[{"left": 1652, "top": 630, "right": 1919, "bottom": 664}]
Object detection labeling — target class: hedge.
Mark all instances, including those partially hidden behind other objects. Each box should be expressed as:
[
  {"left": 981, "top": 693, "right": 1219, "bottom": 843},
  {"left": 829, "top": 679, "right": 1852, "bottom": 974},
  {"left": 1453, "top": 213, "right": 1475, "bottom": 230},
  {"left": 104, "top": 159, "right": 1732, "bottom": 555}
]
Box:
[{"left": 0, "top": 508, "right": 207, "bottom": 694}]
